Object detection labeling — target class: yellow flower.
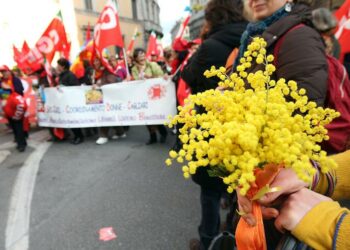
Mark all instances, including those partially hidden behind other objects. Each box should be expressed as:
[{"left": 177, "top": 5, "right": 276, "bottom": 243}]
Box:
[
  {"left": 256, "top": 57, "right": 264, "bottom": 64},
  {"left": 169, "top": 150, "right": 178, "bottom": 158},
  {"left": 267, "top": 55, "right": 274, "bottom": 62},
  {"left": 165, "top": 36, "right": 339, "bottom": 196},
  {"left": 165, "top": 158, "right": 172, "bottom": 166},
  {"left": 299, "top": 88, "right": 306, "bottom": 95}
]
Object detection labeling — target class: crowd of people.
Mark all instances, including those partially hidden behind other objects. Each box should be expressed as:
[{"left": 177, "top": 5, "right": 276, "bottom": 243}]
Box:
[
  {"left": 1, "top": 0, "right": 350, "bottom": 249},
  {"left": 0, "top": 40, "right": 199, "bottom": 148}
]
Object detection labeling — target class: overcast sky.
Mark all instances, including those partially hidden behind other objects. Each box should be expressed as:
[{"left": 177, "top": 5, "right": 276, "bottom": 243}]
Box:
[
  {"left": 0, "top": 0, "right": 190, "bottom": 66},
  {"left": 158, "top": 0, "right": 190, "bottom": 46}
]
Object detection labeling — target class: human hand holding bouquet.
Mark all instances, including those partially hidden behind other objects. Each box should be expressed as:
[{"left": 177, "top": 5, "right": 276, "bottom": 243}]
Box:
[{"left": 165, "top": 37, "right": 339, "bottom": 249}]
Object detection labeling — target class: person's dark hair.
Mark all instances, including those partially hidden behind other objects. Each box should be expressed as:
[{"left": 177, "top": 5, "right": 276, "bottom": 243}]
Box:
[
  {"left": 133, "top": 48, "right": 146, "bottom": 60},
  {"left": 294, "top": 0, "right": 313, "bottom": 6},
  {"left": 57, "top": 58, "right": 70, "bottom": 70},
  {"left": 204, "top": 0, "right": 245, "bottom": 32},
  {"left": 163, "top": 49, "right": 172, "bottom": 60}
]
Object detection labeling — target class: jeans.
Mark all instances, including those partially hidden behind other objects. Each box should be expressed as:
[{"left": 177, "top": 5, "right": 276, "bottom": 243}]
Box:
[{"left": 199, "top": 187, "right": 222, "bottom": 250}]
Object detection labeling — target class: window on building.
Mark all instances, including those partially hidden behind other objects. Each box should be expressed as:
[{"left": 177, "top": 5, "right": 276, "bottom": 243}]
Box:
[
  {"left": 132, "top": 0, "right": 138, "bottom": 19},
  {"left": 153, "top": 2, "right": 157, "bottom": 23},
  {"left": 85, "top": 0, "right": 93, "bottom": 11},
  {"left": 148, "top": 2, "right": 152, "bottom": 20}
]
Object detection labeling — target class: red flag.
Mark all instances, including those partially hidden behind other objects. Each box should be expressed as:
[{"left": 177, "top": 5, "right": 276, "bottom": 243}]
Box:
[
  {"left": 146, "top": 31, "right": 157, "bottom": 60},
  {"left": 61, "top": 42, "right": 71, "bottom": 60},
  {"left": 21, "top": 41, "right": 43, "bottom": 73},
  {"left": 177, "top": 52, "right": 193, "bottom": 106},
  {"left": 126, "top": 28, "right": 139, "bottom": 55},
  {"left": 156, "top": 38, "right": 164, "bottom": 60},
  {"left": 172, "top": 14, "right": 191, "bottom": 51},
  {"left": 36, "top": 12, "right": 69, "bottom": 63},
  {"left": 126, "top": 39, "right": 135, "bottom": 56},
  {"left": 79, "top": 40, "right": 94, "bottom": 61},
  {"left": 93, "top": 0, "right": 124, "bottom": 73},
  {"left": 335, "top": 0, "right": 350, "bottom": 62},
  {"left": 176, "top": 14, "right": 191, "bottom": 40},
  {"left": 13, "top": 45, "right": 24, "bottom": 69},
  {"left": 44, "top": 57, "right": 54, "bottom": 87}
]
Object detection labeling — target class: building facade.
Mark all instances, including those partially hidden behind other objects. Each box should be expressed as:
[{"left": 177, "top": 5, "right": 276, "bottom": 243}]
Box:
[
  {"left": 72, "top": 0, "right": 162, "bottom": 56},
  {"left": 170, "top": 0, "right": 207, "bottom": 42},
  {"left": 188, "top": 0, "right": 208, "bottom": 40}
]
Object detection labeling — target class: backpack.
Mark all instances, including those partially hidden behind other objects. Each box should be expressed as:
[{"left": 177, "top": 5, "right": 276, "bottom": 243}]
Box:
[
  {"left": 274, "top": 24, "right": 350, "bottom": 153},
  {"left": 3, "top": 92, "right": 27, "bottom": 120}
]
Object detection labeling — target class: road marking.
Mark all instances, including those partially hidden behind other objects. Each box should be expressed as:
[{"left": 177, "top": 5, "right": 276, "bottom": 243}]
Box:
[
  {"left": 5, "top": 141, "right": 52, "bottom": 250},
  {"left": 0, "top": 150, "right": 11, "bottom": 165}
]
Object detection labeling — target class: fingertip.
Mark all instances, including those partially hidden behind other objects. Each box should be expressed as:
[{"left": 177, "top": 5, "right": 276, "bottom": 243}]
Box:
[{"left": 274, "top": 218, "right": 286, "bottom": 233}]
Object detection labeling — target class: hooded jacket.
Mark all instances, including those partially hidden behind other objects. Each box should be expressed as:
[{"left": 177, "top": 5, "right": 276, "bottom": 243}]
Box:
[{"left": 181, "top": 21, "right": 248, "bottom": 94}]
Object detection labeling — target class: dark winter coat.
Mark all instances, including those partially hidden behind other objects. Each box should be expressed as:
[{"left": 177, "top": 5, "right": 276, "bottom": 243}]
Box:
[
  {"left": 181, "top": 21, "right": 247, "bottom": 192},
  {"left": 12, "top": 76, "right": 24, "bottom": 96},
  {"left": 181, "top": 21, "right": 248, "bottom": 95},
  {"left": 247, "top": 4, "right": 328, "bottom": 107},
  {"left": 59, "top": 70, "right": 80, "bottom": 86}
]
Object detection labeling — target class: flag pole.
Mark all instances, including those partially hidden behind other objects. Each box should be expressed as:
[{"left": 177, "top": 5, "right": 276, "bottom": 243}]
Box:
[{"left": 122, "top": 48, "right": 130, "bottom": 79}]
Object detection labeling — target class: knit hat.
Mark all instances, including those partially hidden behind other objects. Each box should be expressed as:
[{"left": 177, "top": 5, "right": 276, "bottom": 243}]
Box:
[
  {"left": 0, "top": 65, "right": 10, "bottom": 71},
  {"left": 312, "top": 7, "right": 337, "bottom": 32}
]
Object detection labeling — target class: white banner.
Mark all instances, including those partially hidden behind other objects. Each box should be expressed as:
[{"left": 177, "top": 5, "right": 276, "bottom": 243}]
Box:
[{"left": 37, "top": 78, "right": 177, "bottom": 128}]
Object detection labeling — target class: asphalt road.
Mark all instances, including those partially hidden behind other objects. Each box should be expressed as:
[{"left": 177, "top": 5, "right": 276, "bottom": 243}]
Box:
[{"left": 0, "top": 126, "right": 201, "bottom": 250}]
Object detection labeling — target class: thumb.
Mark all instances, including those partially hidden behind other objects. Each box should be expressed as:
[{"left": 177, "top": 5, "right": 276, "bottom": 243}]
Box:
[{"left": 274, "top": 216, "right": 286, "bottom": 233}]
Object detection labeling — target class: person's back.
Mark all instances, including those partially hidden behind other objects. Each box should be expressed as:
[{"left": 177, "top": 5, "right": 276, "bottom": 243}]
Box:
[
  {"left": 57, "top": 58, "right": 80, "bottom": 87},
  {"left": 181, "top": 0, "right": 247, "bottom": 95},
  {"left": 59, "top": 70, "right": 80, "bottom": 86}
]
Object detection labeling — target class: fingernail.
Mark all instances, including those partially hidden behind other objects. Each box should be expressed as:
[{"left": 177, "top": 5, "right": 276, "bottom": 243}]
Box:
[{"left": 269, "top": 210, "right": 278, "bottom": 218}]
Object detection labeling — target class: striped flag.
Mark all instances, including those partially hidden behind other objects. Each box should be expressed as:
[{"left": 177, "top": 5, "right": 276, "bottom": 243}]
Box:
[{"left": 127, "top": 28, "right": 139, "bottom": 55}]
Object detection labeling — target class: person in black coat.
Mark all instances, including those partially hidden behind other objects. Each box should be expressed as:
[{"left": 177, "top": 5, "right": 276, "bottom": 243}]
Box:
[
  {"left": 56, "top": 58, "right": 84, "bottom": 145},
  {"left": 0, "top": 65, "right": 27, "bottom": 152},
  {"left": 181, "top": 4, "right": 247, "bottom": 95},
  {"left": 180, "top": 1, "right": 248, "bottom": 249}
]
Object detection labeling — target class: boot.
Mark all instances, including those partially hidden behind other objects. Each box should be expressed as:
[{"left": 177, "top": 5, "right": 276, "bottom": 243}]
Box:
[
  {"left": 158, "top": 125, "right": 168, "bottom": 143},
  {"left": 146, "top": 132, "right": 157, "bottom": 145}
]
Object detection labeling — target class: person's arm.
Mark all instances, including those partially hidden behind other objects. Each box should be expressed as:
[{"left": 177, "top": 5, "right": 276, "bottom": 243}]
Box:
[
  {"left": 275, "top": 188, "right": 350, "bottom": 250},
  {"left": 276, "top": 25, "right": 328, "bottom": 107},
  {"left": 131, "top": 66, "right": 139, "bottom": 80},
  {"left": 149, "top": 62, "right": 164, "bottom": 77},
  {"left": 310, "top": 150, "right": 350, "bottom": 200},
  {"left": 105, "top": 73, "right": 121, "bottom": 84},
  {"left": 331, "top": 150, "right": 350, "bottom": 200}
]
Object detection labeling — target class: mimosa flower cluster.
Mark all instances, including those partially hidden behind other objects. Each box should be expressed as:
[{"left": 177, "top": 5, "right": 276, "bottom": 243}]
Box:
[{"left": 166, "top": 37, "right": 339, "bottom": 195}]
